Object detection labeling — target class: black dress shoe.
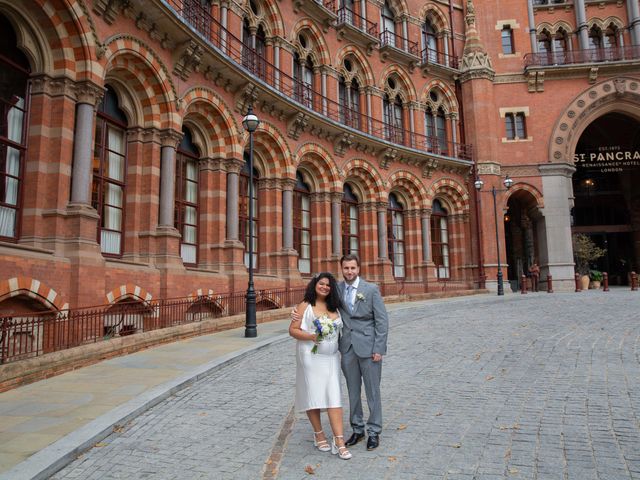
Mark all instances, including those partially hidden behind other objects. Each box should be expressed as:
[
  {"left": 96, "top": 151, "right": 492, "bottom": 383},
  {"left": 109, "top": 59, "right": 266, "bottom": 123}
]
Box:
[
  {"left": 345, "top": 432, "right": 365, "bottom": 447},
  {"left": 366, "top": 434, "right": 380, "bottom": 450}
]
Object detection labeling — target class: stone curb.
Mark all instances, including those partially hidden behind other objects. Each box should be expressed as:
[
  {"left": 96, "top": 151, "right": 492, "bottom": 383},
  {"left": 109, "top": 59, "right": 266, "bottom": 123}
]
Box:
[{"left": 0, "top": 332, "right": 291, "bottom": 480}]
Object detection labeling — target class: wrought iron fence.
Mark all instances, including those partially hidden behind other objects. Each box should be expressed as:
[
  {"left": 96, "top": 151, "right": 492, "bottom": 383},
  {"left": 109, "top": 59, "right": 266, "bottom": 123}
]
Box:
[
  {"left": 336, "top": 6, "right": 378, "bottom": 38},
  {"left": 380, "top": 30, "right": 419, "bottom": 57},
  {"left": 524, "top": 45, "right": 640, "bottom": 67},
  {"left": 0, "top": 287, "right": 306, "bottom": 365},
  {"left": 421, "top": 47, "right": 460, "bottom": 69},
  {"left": 161, "top": 0, "right": 472, "bottom": 161}
]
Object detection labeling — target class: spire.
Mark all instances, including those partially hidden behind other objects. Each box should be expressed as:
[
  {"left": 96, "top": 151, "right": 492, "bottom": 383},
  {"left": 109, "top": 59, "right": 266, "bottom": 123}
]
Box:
[{"left": 459, "top": 0, "right": 494, "bottom": 81}]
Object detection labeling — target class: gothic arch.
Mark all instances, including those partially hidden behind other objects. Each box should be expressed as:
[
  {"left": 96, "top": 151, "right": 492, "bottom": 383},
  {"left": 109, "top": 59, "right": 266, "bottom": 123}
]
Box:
[
  {"left": 342, "top": 159, "right": 386, "bottom": 202},
  {"left": 504, "top": 183, "right": 544, "bottom": 210},
  {"left": 387, "top": 170, "right": 430, "bottom": 210},
  {"left": 290, "top": 19, "right": 331, "bottom": 66},
  {"left": 335, "top": 46, "right": 375, "bottom": 86},
  {"left": 242, "top": 0, "right": 284, "bottom": 38},
  {"left": 549, "top": 77, "right": 640, "bottom": 165},
  {"left": 295, "top": 143, "right": 341, "bottom": 192},
  {"left": 421, "top": 79, "right": 458, "bottom": 114},
  {"left": 380, "top": 65, "right": 417, "bottom": 103},
  {"left": 181, "top": 87, "right": 241, "bottom": 159},
  {"left": 427, "top": 177, "right": 470, "bottom": 214},
  {"left": 249, "top": 121, "right": 294, "bottom": 178},
  {"left": 102, "top": 35, "right": 179, "bottom": 130},
  {"left": 105, "top": 284, "right": 153, "bottom": 305},
  {"left": 418, "top": 4, "right": 449, "bottom": 32},
  {"left": 0, "top": 277, "right": 67, "bottom": 311}
]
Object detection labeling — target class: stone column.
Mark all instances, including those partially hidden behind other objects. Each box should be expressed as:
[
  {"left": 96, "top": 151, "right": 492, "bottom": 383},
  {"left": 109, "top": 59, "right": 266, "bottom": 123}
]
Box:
[
  {"left": 331, "top": 192, "right": 342, "bottom": 256},
  {"left": 628, "top": 0, "right": 640, "bottom": 45},
  {"left": 421, "top": 209, "right": 432, "bottom": 263},
  {"left": 360, "top": 0, "right": 366, "bottom": 21},
  {"left": 220, "top": 1, "right": 228, "bottom": 52},
  {"left": 274, "top": 40, "right": 281, "bottom": 88},
  {"left": 574, "top": 0, "right": 589, "bottom": 49},
  {"left": 224, "top": 158, "right": 244, "bottom": 242},
  {"left": 282, "top": 179, "right": 294, "bottom": 250},
  {"left": 158, "top": 130, "right": 182, "bottom": 227},
  {"left": 527, "top": 0, "right": 537, "bottom": 53},
  {"left": 539, "top": 163, "right": 577, "bottom": 291},
  {"left": 321, "top": 67, "right": 328, "bottom": 115},
  {"left": 377, "top": 204, "right": 388, "bottom": 259},
  {"left": 443, "top": 32, "right": 450, "bottom": 66},
  {"left": 366, "top": 88, "right": 373, "bottom": 134},
  {"left": 70, "top": 81, "right": 104, "bottom": 205},
  {"left": 402, "top": 17, "right": 409, "bottom": 51}
]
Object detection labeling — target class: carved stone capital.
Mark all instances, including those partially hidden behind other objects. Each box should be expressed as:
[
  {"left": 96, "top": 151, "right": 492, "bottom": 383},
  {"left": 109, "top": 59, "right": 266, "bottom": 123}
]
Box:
[
  {"left": 73, "top": 80, "right": 105, "bottom": 106},
  {"left": 160, "top": 129, "right": 183, "bottom": 148},
  {"left": 224, "top": 157, "right": 245, "bottom": 174},
  {"left": 200, "top": 157, "right": 226, "bottom": 172},
  {"left": 287, "top": 112, "right": 310, "bottom": 140},
  {"left": 173, "top": 40, "right": 205, "bottom": 81},
  {"left": 280, "top": 178, "right": 297, "bottom": 191},
  {"left": 421, "top": 158, "right": 439, "bottom": 178}
]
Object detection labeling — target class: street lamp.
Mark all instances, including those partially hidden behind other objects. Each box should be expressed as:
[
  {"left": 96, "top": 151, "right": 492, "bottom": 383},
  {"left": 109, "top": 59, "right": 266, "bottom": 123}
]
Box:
[
  {"left": 474, "top": 175, "right": 514, "bottom": 296},
  {"left": 242, "top": 105, "right": 260, "bottom": 337}
]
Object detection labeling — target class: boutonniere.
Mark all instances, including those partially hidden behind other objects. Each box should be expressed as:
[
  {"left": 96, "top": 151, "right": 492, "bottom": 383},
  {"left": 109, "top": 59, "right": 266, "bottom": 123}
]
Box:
[{"left": 356, "top": 293, "right": 365, "bottom": 302}]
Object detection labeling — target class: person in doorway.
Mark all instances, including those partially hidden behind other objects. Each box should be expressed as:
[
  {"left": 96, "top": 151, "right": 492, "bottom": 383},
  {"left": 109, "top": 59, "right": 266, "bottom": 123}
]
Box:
[
  {"left": 529, "top": 261, "right": 540, "bottom": 292},
  {"left": 289, "top": 273, "right": 352, "bottom": 460}
]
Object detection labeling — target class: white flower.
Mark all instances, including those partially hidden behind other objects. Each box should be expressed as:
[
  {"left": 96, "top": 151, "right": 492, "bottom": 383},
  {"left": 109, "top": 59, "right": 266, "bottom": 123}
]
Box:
[{"left": 356, "top": 293, "right": 365, "bottom": 301}]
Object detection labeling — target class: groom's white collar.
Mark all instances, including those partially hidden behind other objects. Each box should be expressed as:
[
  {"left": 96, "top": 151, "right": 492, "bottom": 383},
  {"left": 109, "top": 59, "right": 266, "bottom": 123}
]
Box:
[{"left": 345, "top": 276, "right": 360, "bottom": 289}]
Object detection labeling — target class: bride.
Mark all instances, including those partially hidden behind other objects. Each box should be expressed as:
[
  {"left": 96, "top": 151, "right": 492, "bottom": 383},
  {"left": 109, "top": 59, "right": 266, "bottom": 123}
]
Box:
[{"left": 289, "top": 272, "right": 352, "bottom": 460}]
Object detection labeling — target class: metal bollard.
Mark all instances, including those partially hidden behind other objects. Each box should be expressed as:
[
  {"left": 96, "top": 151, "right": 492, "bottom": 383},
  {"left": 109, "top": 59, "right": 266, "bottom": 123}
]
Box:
[
  {"left": 632, "top": 272, "right": 638, "bottom": 291},
  {"left": 603, "top": 272, "right": 609, "bottom": 292},
  {"left": 521, "top": 275, "right": 527, "bottom": 294},
  {"left": 575, "top": 273, "right": 581, "bottom": 292},
  {"left": 547, "top": 275, "right": 553, "bottom": 293}
]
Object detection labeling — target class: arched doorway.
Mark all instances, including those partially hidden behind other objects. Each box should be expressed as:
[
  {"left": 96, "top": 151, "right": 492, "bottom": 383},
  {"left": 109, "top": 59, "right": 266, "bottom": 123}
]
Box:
[
  {"left": 571, "top": 112, "right": 640, "bottom": 285},
  {"left": 505, "top": 190, "right": 542, "bottom": 291}
]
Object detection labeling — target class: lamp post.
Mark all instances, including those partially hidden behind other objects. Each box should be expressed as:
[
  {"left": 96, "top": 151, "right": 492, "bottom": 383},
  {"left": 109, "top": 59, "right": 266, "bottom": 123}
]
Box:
[
  {"left": 242, "top": 105, "right": 260, "bottom": 337},
  {"left": 474, "top": 175, "right": 514, "bottom": 296}
]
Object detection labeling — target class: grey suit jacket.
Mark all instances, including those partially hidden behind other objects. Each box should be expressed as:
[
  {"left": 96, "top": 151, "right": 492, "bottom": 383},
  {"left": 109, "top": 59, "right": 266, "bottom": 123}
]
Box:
[{"left": 338, "top": 278, "right": 389, "bottom": 358}]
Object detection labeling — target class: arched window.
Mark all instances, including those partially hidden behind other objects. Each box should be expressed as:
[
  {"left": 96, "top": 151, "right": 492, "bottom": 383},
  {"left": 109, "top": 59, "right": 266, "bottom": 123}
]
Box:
[
  {"left": 603, "top": 24, "right": 618, "bottom": 49},
  {"left": 93, "top": 86, "right": 127, "bottom": 256},
  {"left": 422, "top": 20, "right": 438, "bottom": 63},
  {"left": 0, "top": 15, "right": 30, "bottom": 240},
  {"left": 553, "top": 29, "right": 568, "bottom": 62},
  {"left": 255, "top": 24, "right": 267, "bottom": 79},
  {"left": 425, "top": 105, "right": 448, "bottom": 154},
  {"left": 538, "top": 30, "right": 551, "bottom": 55},
  {"left": 293, "top": 172, "right": 312, "bottom": 274},
  {"left": 588, "top": 25, "right": 603, "bottom": 50},
  {"left": 384, "top": 93, "right": 404, "bottom": 144},
  {"left": 341, "top": 183, "right": 359, "bottom": 256},
  {"left": 175, "top": 127, "right": 199, "bottom": 266},
  {"left": 339, "top": 76, "right": 361, "bottom": 129},
  {"left": 381, "top": 2, "right": 396, "bottom": 47},
  {"left": 240, "top": 152, "right": 259, "bottom": 268},
  {"left": 294, "top": 52, "right": 314, "bottom": 108},
  {"left": 241, "top": 20, "right": 267, "bottom": 79},
  {"left": 430, "top": 199, "right": 449, "bottom": 279},
  {"left": 387, "top": 193, "right": 405, "bottom": 278}
]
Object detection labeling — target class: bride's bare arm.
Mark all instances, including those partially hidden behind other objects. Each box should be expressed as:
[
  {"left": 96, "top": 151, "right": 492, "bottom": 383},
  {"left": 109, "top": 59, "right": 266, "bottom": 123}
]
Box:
[{"left": 289, "top": 302, "right": 316, "bottom": 342}]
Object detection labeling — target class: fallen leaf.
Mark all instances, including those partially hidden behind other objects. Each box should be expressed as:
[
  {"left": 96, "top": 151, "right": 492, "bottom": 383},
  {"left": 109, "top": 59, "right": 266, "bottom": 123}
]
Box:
[
  {"left": 265, "top": 459, "right": 272, "bottom": 465},
  {"left": 509, "top": 468, "right": 519, "bottom": 474},
  {"left": 435, "top": 412, "right": 442, "bottom": 416},
  {"left": 397, "top": 424, "right": 407, "bottom": 430},
  {"left": 112, "top": 425, "right": 124, "bottom": 433},
  {"left": 388, "top": 456, "right": 397, "bottom": 462},
  {"left": 304, "top": 465, "right": 315, "bottom": 475},
  {"left": 94, "top": 442, "right": 107, "bottom": 448},
  {"left": 474, "top": 352, "right": 482, "bottom": 361},
  {"left": 450, "top": 443, "right": 461, "bottom": 448},
  {"left": 198, "top": 412, "right": 208, "bottom": 416},
  {"left": 485, "top": 375, "right": 495, "bottom": 381}
]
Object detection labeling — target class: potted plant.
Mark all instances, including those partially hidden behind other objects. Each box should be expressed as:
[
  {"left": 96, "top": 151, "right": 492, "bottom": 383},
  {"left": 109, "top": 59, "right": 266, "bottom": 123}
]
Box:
[
  {"left": 572, "top": 233, "right": 606, "bottom": 289},
  {"left": 589, "top": 269, "right": 603, "bottom": 289}
]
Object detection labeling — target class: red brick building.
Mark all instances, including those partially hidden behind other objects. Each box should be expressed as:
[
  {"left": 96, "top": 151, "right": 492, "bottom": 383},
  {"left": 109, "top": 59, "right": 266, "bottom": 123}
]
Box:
[{"left": 0, "top": 0, "right": 638, "bottom": 318}]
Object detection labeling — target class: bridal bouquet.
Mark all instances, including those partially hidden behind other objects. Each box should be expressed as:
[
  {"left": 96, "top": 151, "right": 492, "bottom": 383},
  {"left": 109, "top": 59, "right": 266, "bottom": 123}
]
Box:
[{"left": 311, "top": 314, "right": 341, "bottom": 354}]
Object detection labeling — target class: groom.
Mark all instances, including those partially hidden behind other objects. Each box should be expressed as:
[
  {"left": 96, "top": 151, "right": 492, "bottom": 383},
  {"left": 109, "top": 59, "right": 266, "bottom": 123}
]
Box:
[{"left": 338, "top": 254, "right": 388, "bottom": 450}]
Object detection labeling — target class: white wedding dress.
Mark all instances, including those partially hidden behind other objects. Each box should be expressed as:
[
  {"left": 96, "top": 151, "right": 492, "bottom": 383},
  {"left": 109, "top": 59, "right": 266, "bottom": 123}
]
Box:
[{"left": 295, "top": 304, "right": 343, "bottom": 412}]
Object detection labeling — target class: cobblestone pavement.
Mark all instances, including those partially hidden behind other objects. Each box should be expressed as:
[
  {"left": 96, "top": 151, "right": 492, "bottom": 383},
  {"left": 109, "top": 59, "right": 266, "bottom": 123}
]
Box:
[{"left": 52, "top": 291, "right": 640, "bottom": 480}]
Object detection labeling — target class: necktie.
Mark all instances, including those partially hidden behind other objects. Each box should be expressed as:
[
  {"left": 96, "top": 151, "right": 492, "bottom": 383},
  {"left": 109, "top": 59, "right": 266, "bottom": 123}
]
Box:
[{"left": 345, "top": 285, "right": 353, "bottom": 311}]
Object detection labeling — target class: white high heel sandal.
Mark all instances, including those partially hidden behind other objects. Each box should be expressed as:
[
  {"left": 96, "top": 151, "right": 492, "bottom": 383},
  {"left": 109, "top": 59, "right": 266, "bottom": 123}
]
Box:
[
  {"left": 313, "top": 431, "right": 331, "bottom": 452},
  {"left": 332, "top": 435, "right": 352, "bottom": 460}
]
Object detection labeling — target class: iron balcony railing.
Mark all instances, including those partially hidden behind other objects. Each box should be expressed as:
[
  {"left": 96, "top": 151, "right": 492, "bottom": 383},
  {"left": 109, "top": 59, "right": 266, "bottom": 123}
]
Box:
[
  {"left": 524, "top": 45, "right": 640, "bottom": 67},
  {"left": 0, "top": 287, "right": 306, "bottom": 364},
  {"left": 421, "top": 46, "right": 460, "bottom": 69},
  {"left": 380, "top": 29, "right": 419, "bottom": 57},
  {"left": 336, "top": 6, "right": 378, "bottom": 38},
  {"left": 312, "top": 0, "right": 337, "bottom": 13},
  {"left": 533, "top": 0, "right": 570, "bottom": 5},
  {"left": 163, "top": 0, "right": 473, "bottom": 160}
]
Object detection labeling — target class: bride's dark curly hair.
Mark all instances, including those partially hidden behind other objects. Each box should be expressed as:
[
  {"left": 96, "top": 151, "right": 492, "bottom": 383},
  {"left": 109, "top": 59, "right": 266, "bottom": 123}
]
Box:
[{"left": 303, "top": 272, "right": 341, "bottom": 312}]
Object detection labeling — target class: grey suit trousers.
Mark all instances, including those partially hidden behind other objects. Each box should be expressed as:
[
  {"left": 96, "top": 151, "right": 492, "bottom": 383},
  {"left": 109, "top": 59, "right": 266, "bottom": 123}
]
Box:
[{"left": 341, "top": 345, "right": 383, "bottom": 435}]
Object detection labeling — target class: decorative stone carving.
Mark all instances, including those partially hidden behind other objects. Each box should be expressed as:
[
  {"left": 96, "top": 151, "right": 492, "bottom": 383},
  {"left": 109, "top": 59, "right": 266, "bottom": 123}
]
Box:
[
  {"left": 589, "top": 67, "right": 598, "bottom": 84},
  {"left": 422, "top": 158, "right": 439, "bottom": 178},
  {"left": 173, "top": 41, "right": 204, "bottom": 81},
  {"left": 379, "top": 148, "right": 397, "bottom": 170},
  {"left": 334, "top": 132, "right": 354, "bottom": 157},
  {"left": 614, "top": 78, "right": 626, "bottom": 96},
  {"left": 235, "top": 83, "right": 259, "bottom": 114},
  {"left": 287, "top": 112, "right": 310, "bottom": 140},
  {"left": 93, "top": 0, "right": 126, "bottom": 24}
]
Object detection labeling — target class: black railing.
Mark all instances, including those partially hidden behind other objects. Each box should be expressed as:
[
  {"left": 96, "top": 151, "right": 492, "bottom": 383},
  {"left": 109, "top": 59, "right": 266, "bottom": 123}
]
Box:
[
  {"left": 380, "top": 29, "right": 419, "bottom": 57},
  {"left": 336, "top": 6, "right": 378, "bottom": 38},
  {"left": 163, "top": 0, "right": 472, "bottom": 160},
  {"left": 0, "top": 287, "right": 306, "bottom": 364},
  {"left": 524, "top": 45, "right": 640, "bottom": 67},
  {"left": 421, "top": 47, "right": 459, "bottom": 69}
]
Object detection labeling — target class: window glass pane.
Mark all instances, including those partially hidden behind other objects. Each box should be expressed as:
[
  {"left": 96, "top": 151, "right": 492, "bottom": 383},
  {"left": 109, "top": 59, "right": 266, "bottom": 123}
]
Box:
[
  {"left": 101, "top": 231, "right": 121, "bottom": 254},
  {"left": 505, "top": 115, "right": 515, "bottom": 139},
  {"left": 299, "top": 258, "right": 311, "bottom": 274},
  {"left": 181, "top": 244, "right": 196, "bottom": 264},
  {"left": 183, "top": 225, "right": 197, "bottom": 243},
  {"left": 516, "top": 114, "right": 526, "bottom": 138}
]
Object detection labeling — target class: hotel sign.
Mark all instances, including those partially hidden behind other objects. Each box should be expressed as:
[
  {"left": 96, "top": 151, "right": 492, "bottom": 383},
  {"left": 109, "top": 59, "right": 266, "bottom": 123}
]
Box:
[{"left": 573, "top": 146, "right": 640, "bottom": 173}]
